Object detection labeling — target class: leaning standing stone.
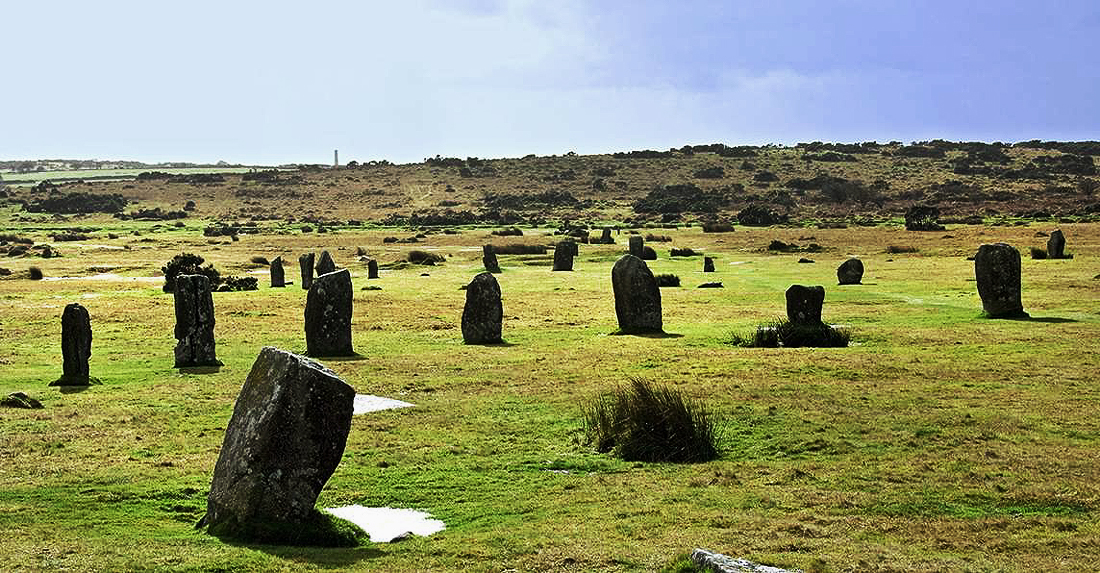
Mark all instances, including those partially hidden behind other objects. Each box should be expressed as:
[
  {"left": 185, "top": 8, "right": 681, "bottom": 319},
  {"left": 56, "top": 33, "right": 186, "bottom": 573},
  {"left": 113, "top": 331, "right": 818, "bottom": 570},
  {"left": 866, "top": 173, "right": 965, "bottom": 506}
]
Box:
[
  {"left": 612, "top": 255, "right": 663, "bottom": 333},
  {"left": 51, "top": 303, "right": 95, "bottom": 386},
  {"left": 553, "top": 240, "right": 575, "bottom": 271},
  {"left": 837, "top": 258, "right": 864, "bottom": 285},
  {"left": 703, "top": 257, "right": 715, "bottom": 273},
  {"left": 199, "top": 346, "right": 355, "bottom": 541},
  {"left": 483, "top": 245, "right": 500, "bottom": 274},
  {"left": 628, "top": 235, "right": 644, "bottom": 258},
  {"left": 270, "top": 256, "right": 285, "bottom": 288},
  {"left": 785, "top": 285, "right": 825, "bottom": 324},
  {"left": 174, "top": 274, "right": 221, "bottom": 367},
  {"left": 305, "top": 269, "right": 354, "bottom": 357},
  {"left": 315, "top": 250, "right": 336, "bottom": 275},
  {"left": 367, "top": 258, "right": 379, "bottom": 279},
  {"left": 299, "top": 253, "right": 315, "bottom": 290},
  {"left": 1047, "top": 230, "right": 1066, "bottom": 259},
  {"left": 461, "top": 272, "right": 503, "bottom": 344},
  {"left": 975, "top": 243, "right": 1028, "bottom": 318}
]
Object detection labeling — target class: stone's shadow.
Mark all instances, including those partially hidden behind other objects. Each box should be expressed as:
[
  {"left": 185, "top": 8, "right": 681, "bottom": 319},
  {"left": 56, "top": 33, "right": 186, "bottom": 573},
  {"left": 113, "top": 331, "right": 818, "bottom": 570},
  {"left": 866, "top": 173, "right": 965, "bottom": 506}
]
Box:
[
  {"left": 610, "top": 330, "right": 684, "bottom": 339},
  {"left": 219, "top": 540, "right": 384, "bottom": 568},
  {"left": 56, "top": 384, "right": 95, "bottom": 394},
  {"left": 1004, "top": 316, "right": 1080, "bottom": 324},
  {"left": 319, "top": 353, "right": 368, "bottom": 362},
  {"left": 178, "top": 365, "right": 222, "bottom": 374},
  {"left": 464, "top": 341, "right": 516, "bottom": 347}
]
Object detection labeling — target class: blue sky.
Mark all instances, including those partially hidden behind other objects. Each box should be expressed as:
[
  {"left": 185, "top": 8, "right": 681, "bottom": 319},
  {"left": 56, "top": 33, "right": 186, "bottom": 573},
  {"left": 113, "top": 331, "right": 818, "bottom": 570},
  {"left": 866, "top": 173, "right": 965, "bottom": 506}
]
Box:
[{"left": 3, "top": 0, "right": 1098, "bottom": 165}]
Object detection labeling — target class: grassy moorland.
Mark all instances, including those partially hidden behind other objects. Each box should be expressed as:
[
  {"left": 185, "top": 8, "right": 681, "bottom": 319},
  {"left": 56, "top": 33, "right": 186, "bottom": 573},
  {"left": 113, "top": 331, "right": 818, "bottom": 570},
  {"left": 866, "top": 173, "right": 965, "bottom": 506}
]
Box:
[{"left": 1, "top": 142, "right": 1099, "bottom": 571}]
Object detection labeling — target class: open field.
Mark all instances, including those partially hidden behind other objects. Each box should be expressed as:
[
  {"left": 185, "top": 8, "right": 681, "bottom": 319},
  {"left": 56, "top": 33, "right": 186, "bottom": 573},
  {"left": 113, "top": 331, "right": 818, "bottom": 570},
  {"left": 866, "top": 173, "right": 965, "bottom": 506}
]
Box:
[
  {"left": 1, "top": 209, "right": 1099, "bottom": 571},
  {"left": 0, "top": 167, "right": 258, "bottom": 186}
]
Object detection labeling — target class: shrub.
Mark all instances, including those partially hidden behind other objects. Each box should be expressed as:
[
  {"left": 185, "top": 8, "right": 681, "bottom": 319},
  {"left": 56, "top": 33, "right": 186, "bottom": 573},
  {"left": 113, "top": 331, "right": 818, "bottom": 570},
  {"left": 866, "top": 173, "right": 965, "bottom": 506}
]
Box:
[
  {"left": 701, "top": 222, "right": 734, "bottom": 233},
  {"left": 1030, "top": 247, "right": 1048, "bottom": 259},
  {"left": 162, "top": 253, "right": 221, "bottom": 293},
  {"left": 407, "top": 250, "right": 445, "bottom": 265},
  {"left": 693, "top": 166, "right": 724, "bottom": 179},
  {"left": 669, "top": 247, "right": 699, "bottom": 257},
  {"left": 737, "top": 204, "right": 787, "bottom": 227},
  {"left": 582, "top": 379, "right": 720, "bottom": 463},
  {"left": 492, "top": 244, "right": 547, "bottom": 255},
  {"left": 633, "top": 183, "right": 731, "bottom": 214},
  {"left": 729, "top": 319, "right": 850, "bottom": 348},
  {"left": 24, "top": 192, "right": 128, "bottom": 214},
  {"left": 645, "top": 234, "right": 672, "bottom": 242},
  {"left": 0, "top": 234, "right": 33, "bottom": 245},
  {"left": 904, "top": 205, "right": 945, "bottom": 231},
  {"left": 217, "top": 276, "right": 258, "bottom": 292},
  {"left": 885, "top": 245, "right": 918, "bottom": 254},
  {"left": 655, "top": 274, "right": 681, "bottom": 287},
  {"left": 491, "top": 227, "right": 524, "bottom": 237}
]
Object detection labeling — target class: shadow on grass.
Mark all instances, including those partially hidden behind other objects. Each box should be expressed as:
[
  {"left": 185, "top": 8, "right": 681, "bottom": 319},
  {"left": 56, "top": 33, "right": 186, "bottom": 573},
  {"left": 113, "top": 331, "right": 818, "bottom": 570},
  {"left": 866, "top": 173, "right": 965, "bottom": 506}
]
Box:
[
  {"left": 177, "top": 365, "right": 222, "bottom": 375},
  {"left": 1002, "top": 316, "right": 1080, "bottom": 324},
  {"left": 202, "top": 510, "right": 382, "bottom": 567},
  {"left": 463, "top": 341, "right": 517, "bottom": 347},
  {"left": 56, "top": 384, "right": 94, "bottom": 394},
  {"left": 318, "top": 353, "right": 369, "bottom": 362},
  {"left": 221, "top": 540, "right": 384, "bottom": 568},
  {"left": 610, "top": 330, "right": 684, "bottom": 339}
]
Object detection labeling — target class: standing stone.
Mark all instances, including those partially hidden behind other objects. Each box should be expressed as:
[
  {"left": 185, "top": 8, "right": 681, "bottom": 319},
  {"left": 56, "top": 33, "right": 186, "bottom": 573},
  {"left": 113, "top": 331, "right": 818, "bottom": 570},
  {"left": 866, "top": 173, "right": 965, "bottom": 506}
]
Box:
[
  {"left": 975, "top": 243, "right": 1028, "bottom": 318},
  {"left": 482, "top": 245, "right": 500, "bottom": 274},
  {"left": 703, "top": 257, "right": 715, "bottom": 273},
  {"left": 628, "top": 235, "right": 644, "bottom": 258},
  {"left": 51, "top": 303, "right": 94, "bottom": 386},
  {"left": 315, "top": 250, "right": 336, "bottom": 276},
  {"left": 305, "top": 269, "right": 354, "bottom": 357},
  {"left": 785, "top": 285, "right": 825, "bottom": 325},
  {"left": 612, "top": 255, "right": 663, "bottom": 334},
  {"left": 367, "top": 258, "right": 379, "bottom": 279},
  {"left": 461, "top": 272, "right": 503, "bottom": 344},
  {"left": 837, "top": 258, "right": 864, "bottom": 285},
  {"left": 600, "top": 227, "right": 613, "bottom": 244},
  {"left": 299, "top": 253, "right": 315, "bottom": 290},
  {"left": 199, "top": 347, "right": 355, "bottom": 540},
  {"left": 1047, "top": 230, "right": 1066, "bottom": 259},
  {"left": 270, "top": 256, "right": 285, "bottom": 288},
  {"left": 174, "top": 274, "right": 221, "bottom": 368},
  {"left": 553, "top": 240, "right": 575, "bottom": 271}
]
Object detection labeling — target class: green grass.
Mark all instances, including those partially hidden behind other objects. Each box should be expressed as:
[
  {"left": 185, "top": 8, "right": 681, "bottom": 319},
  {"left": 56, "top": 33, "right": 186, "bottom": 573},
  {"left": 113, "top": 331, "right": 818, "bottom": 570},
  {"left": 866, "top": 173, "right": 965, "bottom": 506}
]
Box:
[
  {"left": 1, "top": 218, "right": 1099, "bottom": 571},
  {"left": 1, "top": 167, "right": 256, "bottom": 185}
]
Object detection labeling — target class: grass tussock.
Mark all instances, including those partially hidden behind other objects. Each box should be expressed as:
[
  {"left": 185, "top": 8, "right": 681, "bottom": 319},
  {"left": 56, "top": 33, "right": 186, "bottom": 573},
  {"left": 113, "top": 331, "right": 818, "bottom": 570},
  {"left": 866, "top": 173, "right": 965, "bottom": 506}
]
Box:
[
  {"left": 728, "top": 318, "right": 850, "bottom": 348},
  {"left": 407, "top": 250, "right": 446, "bottom": 265},
  {"left": 654, "top": 273, "right": 681, "bottom": 287},
  {"left": 669, "top": 247, "right": 699, "bottom": 257},
  {"left": 885, "top": 245, "right": 919, "bottom": 254},
  {"left": 583, "top": 379, "right": 721, "bottom": 463},
  {"left": 492, "top": 244, "right": 547, "bottom": 255}
]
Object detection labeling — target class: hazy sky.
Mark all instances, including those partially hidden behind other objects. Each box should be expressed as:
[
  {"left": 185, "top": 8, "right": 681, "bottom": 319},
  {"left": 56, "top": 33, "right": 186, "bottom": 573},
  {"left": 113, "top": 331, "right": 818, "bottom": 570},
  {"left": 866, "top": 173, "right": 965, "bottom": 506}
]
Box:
[{"left": 3, "top": 1, "right": 1098, "bottom": 165}]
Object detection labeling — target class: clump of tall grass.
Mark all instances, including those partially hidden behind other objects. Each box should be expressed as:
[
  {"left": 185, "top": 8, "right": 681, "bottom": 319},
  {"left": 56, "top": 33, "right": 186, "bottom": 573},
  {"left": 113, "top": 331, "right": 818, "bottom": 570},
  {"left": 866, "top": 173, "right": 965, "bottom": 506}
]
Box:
[
  {"left": 885, "top": 245, "right": 918, "bottom": 254},
  {"left": 407, "top": 250, "right": 445, "bottom": 265},
  {"left": 727, "top": 318, "right": 850, "bottom": 348},
  {"left": 583, "top": 379, "right": 721, "bottom": 463},
  {"left": 654, "top": 274, "right": 681, "bottom": 287}
]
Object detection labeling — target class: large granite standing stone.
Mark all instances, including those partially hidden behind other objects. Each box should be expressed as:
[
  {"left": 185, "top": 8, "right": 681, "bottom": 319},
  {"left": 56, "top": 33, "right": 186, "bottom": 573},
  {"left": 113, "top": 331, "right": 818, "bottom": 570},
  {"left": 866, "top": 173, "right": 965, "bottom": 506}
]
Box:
[
  {"left": 305, "top": 269, "right": 354, "bottom": 357},
  {"left": 600, "top": 227, "right": 614, "bottom": 244},
  {"left": 553, "top": 240, "right": 576, "bottom": 271},
  {"left": 837, "top": 258, "right": 864, "bottom": 285},
  {"left": 51, "top": 303, "right": 94, "bottom": 385},
  {"left": 703, "top": 257, "right": 715, "bottom": 273},
  {"left": 482, "top": 245, "right": 500, "bottom": 274},
  {"left": 975, "top": 243, "right": 1028, "bottom": 318},
  {"left": 299, "top": 253, "right": 315, "bottom": 290},
  {"left": 612, "top": 255, "right": 663, "bottom": 333},
  {"left": 270, "top": 256, "right": 285, "bottom": 288},
  {"left": 461, "top": 272, "right": 503, "bottom": 344},
  {"left": 174, "top": 274, "right": 221, "bottom": 367},
  {"left": 1047, "top": 230, "right": 1067, "bottom": 259},
  {"left": 367, "top": 258, "right": 379, "bottom": 279},
  {"left": 785, "top": 285, "right": 825, "bottom": 324},
  {"left": 315, "top": 250, "right": 336, "bottom": 276},
  {"left": 199, "top": 347, "right": 355, "bottom": 540},
  {"left": 628, "top": 235, "right": 644, "bottom": 258}
]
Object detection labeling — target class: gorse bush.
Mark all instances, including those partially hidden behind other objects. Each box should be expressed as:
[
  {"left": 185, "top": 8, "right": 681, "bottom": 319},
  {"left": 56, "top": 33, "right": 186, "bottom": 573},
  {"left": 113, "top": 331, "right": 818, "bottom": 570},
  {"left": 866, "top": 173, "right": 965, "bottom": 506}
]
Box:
[
  {"left": 583, "top": 379, "right": 721, "bottom": 463},
  {"left": 654, "top": 274, "right": 681, "bottom": 287},
  {"left": 407, "top": 250, "right": 446, "bottom": 265},
  {"left": 162, "top": 253, "right": 220, "bottom": 293}
]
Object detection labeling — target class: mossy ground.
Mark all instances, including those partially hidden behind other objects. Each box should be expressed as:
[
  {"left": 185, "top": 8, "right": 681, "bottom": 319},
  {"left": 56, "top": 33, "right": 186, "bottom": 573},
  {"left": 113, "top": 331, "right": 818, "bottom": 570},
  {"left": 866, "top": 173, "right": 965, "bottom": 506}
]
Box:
[{"left": 1, "top": 215, "right": 1099, "bottom": 571}]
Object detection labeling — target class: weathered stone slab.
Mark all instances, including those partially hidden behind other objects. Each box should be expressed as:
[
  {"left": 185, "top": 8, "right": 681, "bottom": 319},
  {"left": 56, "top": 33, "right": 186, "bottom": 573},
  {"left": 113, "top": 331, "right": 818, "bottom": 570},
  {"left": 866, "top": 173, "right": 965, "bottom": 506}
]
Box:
[
  {"left": 628, "top": 235, "right": 644, "bottom": 258},
  {"left": 785, "top": 285, "right": 825, "bottom": 324},
  {"left": 305, "top": 269, "right": 354, "bottom": 357},
  {"left": 173, "top": 275, "right": 221, "bottom": 368},
  {"left": 975, "top": 243, "right": 1028, "bottom": 318},
  {"left": 51, "top": 303, "right": 96, "bottom": 385},
  {"left": 270, "top": 256, "right": 285, "bottom": 288},
  {"left": 461, "top": 272, "right": 503, "bottom": 344},
  {"left": 553, "top": 240, "right": 575, "bottom": 271},
  {"left": 836, "top": 258, "right": 864, "bottom": 285},
  {"left": 199, "top": 347, "right": 355, "bottom": 540},
  {"left": 703, "top": 257, "right": 715, "bottom": 273},
  {"left": 691, "top": 548, "right": 802, "bottom": 573},
  {"left": 1047, "top": 230, "right": 1067, "bottom": 259},
  {"left": 299, "top": 253, "right": 315, "bottom": 290},
  {"left": 315, "top": 250, "right": 336, "bottom": 276},
  {"left": 367, "top": 258, "right": 379, "bottom": 279},
  {"left": 482, "top": 245, "right": 500, "bottom": 274},
  {"left": 612, "top": 255, "right": 662, "bottom": 333}
]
